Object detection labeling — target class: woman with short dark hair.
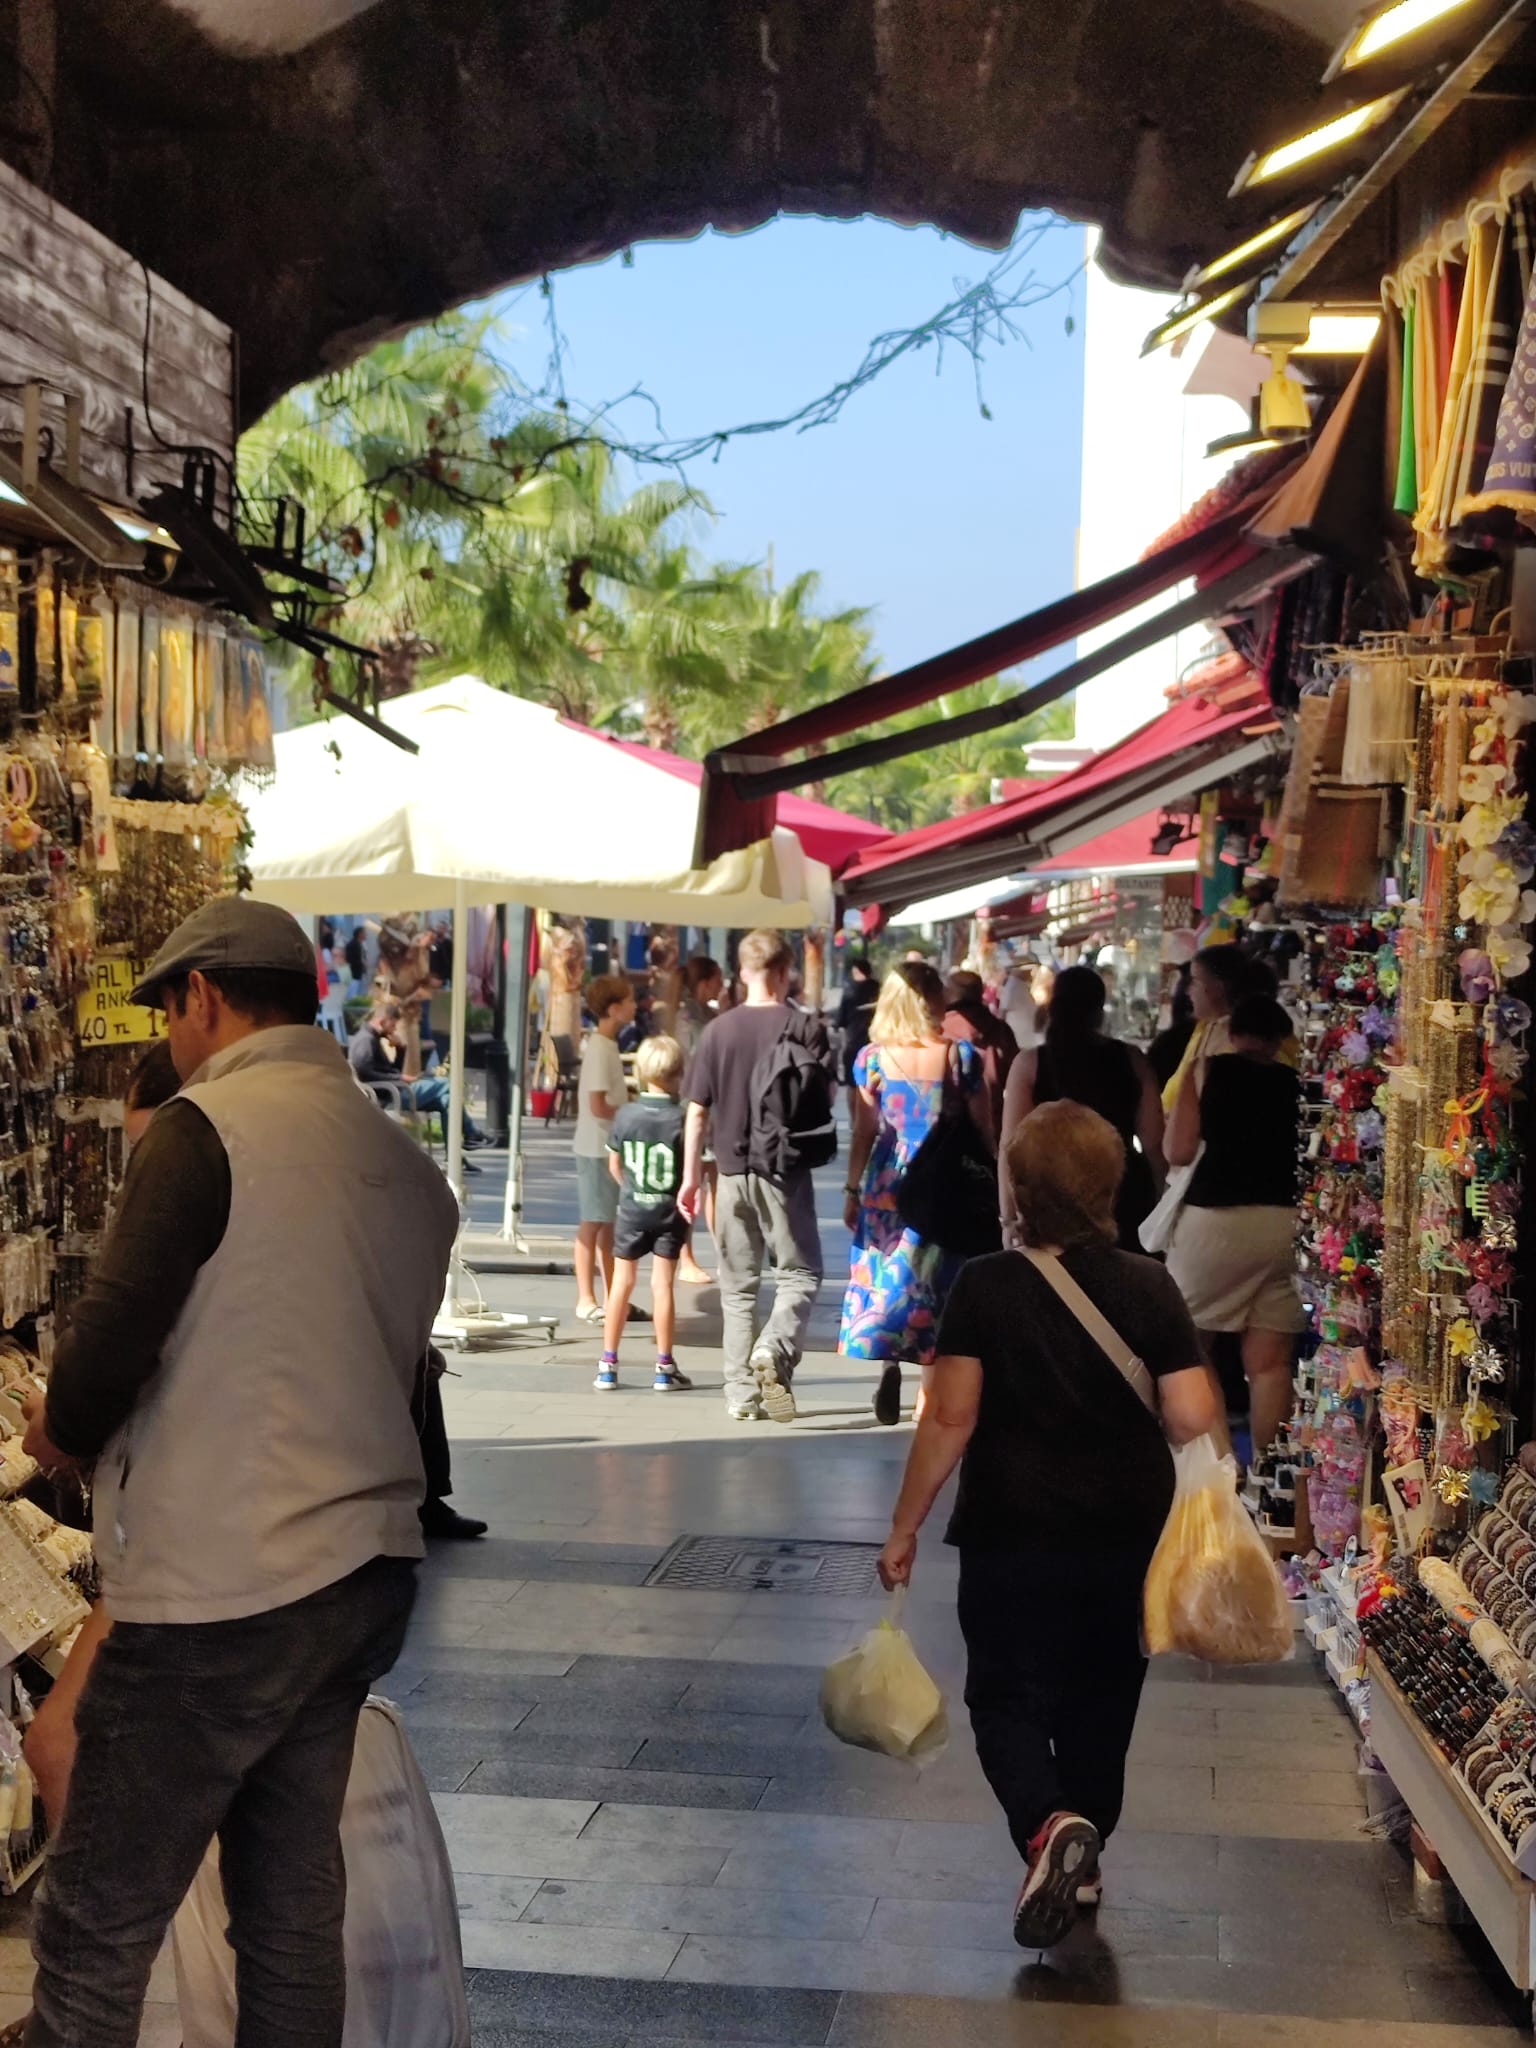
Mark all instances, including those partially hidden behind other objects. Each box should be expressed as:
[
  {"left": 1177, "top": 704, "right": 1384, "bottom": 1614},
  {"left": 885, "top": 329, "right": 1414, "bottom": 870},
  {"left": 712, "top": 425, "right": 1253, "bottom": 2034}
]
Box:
[{"left": 878, "top": 1099, "right": 1221, "bottom": 1953}]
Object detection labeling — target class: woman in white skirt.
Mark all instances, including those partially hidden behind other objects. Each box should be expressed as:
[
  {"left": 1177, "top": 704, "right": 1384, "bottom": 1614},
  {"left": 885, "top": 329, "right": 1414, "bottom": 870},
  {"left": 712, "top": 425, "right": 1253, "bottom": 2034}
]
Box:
[{"left": 1165, "top": 992, "right": 1303, "bottom": 1457}]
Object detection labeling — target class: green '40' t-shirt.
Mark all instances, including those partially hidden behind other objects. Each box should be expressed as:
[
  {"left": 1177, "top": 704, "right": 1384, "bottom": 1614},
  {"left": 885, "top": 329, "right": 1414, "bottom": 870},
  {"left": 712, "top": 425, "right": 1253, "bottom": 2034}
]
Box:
[{"left": 607, "top": 1094, "right": 685, "bottom": 1232}]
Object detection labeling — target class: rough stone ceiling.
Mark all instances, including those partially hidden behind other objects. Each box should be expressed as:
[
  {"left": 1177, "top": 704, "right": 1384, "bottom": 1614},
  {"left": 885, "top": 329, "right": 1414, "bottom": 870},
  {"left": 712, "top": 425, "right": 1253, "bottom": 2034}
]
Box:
[{"left": 32, "top": 0, "right": 1359, "bottom": 417}]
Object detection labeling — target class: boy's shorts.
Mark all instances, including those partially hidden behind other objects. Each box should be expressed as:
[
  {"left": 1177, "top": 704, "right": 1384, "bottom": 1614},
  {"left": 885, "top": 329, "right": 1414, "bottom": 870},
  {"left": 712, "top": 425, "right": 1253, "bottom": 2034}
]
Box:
[
  {"left": 576, "top": 1154, "right": 620, "bottom": 1225},
  {"left": 615, "top": 1212, "right": 687, "bottom": 1263}
]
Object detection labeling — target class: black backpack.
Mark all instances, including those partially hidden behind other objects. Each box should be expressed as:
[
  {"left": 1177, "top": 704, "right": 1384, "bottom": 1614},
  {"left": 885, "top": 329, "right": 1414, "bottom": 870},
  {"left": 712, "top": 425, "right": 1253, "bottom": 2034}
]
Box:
[{"left": 746, "top": 1018, "right": 838, "bottom": 1183}]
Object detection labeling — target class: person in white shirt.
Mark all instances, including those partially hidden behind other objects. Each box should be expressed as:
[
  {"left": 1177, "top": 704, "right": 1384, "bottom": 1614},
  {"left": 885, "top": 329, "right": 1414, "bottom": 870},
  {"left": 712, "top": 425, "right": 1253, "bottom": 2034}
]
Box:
[
  {"left": 999, "top": 954, "right": 1044, "bottom": 1051},
  {"left": 574, "top": 974, "right": 636, "bottom": 1322}
]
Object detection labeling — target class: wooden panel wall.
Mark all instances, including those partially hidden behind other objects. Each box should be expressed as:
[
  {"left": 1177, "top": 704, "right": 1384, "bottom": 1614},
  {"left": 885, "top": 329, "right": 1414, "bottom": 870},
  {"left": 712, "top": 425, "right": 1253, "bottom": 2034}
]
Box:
[{"left": 0, "top": 156, "right": 235, "bottom": 511}]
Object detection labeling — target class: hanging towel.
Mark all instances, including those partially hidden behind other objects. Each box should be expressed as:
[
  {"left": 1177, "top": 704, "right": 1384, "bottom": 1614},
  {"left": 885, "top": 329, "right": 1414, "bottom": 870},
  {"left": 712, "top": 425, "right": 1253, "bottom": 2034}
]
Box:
[
  {"left": 1412, "top": 273, "right": 1443, "bottom": 514},
  {"left": 1394, "top": 298, "right": 1418, "bottom": 514},
  {"left": 1457, "top": 211, "right": 1536, "bottom": 521},
  {"left": 1415, "top": 225, "right": 1494, "bottom": 574},
  {"left": 1451, "top": 193, "right": 1536, "bottom": 530}
]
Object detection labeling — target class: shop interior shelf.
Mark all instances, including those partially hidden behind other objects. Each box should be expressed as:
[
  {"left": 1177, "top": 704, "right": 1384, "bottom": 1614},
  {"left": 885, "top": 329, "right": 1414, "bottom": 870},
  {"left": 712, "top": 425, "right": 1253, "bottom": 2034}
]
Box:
[{"left": 1367, "top": 1652, "right": 1536, "bottom": 1992}]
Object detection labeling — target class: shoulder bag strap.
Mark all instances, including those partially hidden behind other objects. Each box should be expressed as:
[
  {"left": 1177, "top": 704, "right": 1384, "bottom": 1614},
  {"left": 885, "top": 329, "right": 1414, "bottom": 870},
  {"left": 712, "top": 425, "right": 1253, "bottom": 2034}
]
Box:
[{"left": 1019, "top": 1247, "right": 1158, "bottom": 1415}]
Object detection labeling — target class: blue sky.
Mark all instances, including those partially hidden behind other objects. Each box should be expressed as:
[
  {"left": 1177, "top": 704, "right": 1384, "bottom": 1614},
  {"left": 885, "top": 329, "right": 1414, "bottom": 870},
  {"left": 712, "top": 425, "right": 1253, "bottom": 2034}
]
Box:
[{"left": 481, "top": 214, "right": 1088, "bottom": 675}]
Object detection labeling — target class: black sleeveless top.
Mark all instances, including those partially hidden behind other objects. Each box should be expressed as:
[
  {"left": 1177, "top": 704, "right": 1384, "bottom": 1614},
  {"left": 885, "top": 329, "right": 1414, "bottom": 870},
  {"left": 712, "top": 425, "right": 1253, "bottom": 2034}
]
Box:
[{"left": 1034, "top": 1036, "right": 1156, "bottom": 1250}]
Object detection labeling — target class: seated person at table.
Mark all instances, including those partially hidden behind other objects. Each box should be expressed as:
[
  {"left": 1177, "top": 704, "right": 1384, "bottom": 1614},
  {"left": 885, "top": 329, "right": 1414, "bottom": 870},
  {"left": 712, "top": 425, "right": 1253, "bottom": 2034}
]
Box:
[{"left": 349, "top": 1000, "right": 486, "bottom": 1148}]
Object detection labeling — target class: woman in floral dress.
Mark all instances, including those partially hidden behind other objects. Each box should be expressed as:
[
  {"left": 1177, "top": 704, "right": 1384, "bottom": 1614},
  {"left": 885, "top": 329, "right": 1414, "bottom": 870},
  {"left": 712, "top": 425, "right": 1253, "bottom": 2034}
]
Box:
[{"left": 841, "top": 961, "right": 993, "bottom": 1424}]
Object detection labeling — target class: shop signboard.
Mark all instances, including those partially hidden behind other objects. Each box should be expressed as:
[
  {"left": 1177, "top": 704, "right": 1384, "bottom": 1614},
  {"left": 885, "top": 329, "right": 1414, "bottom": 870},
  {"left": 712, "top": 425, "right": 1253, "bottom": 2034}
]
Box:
[{"left": 75, "top": 952, "right": 159, "bottom": 1045}]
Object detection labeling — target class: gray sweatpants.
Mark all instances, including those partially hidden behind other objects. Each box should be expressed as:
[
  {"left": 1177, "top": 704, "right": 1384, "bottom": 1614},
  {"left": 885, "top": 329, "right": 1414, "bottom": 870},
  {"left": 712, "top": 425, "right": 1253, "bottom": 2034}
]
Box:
[{"left": 716, "top": 1170, "right": 823, "bottom": 1404}]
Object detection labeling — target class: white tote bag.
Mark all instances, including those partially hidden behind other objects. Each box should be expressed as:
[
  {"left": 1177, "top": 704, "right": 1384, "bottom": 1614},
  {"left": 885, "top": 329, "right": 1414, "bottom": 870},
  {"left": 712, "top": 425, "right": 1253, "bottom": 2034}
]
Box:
[
  {"left": 174, "top": 1697, "right": 471, "bottom": 2048},
  {"left": 1138, "top": 1149, "right": 1202, "bottom": 1256}
]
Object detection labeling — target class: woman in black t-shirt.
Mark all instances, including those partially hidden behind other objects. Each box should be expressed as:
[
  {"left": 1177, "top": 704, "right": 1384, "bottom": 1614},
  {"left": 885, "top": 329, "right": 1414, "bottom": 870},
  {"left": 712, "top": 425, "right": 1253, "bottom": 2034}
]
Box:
[
  {"left": 878, "top": 1100, "right": 1221, "bottom": 1955},
  {"left": 1165, "top": 992, "right": 1303, "bottom": 1460},
  {"left": 999, "top": 966, "right": 1166, "bottom": 1251}
]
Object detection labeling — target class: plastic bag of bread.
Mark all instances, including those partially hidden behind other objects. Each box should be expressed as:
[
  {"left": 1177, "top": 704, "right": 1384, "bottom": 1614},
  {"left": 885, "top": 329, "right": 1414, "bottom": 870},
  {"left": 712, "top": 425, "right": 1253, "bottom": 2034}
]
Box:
[{"left": 1144, "top": 1434, "right": 1293, "bottom": 1664}]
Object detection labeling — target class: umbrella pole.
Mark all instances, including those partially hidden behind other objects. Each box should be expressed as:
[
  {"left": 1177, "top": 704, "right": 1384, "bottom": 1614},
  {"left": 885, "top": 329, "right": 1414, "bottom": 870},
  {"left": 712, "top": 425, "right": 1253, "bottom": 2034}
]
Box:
[
  {"left": 447, "top": 880, "right": 468, "bottom": 1195},
  {"left": 499, "top": 903, "right": 531, "bottom": 1250}
]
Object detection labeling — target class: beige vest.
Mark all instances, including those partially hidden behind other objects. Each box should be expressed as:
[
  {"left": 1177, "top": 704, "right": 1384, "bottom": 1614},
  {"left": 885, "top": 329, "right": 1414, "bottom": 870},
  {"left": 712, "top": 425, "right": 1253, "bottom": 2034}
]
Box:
[{"left": 94, "top": 1027, "right": 459, "bottom": 1624}]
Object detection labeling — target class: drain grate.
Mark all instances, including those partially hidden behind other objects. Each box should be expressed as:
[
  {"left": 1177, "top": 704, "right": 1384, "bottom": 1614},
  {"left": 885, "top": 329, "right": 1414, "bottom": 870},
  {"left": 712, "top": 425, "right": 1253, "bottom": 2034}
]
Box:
[{"left": 646, "top": 1535, "right": 883, "bottom": 1596}]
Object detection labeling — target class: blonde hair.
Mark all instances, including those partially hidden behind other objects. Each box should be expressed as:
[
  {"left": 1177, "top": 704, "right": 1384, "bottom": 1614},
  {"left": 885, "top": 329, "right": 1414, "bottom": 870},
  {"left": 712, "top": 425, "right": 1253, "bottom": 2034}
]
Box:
[
  {"left": 737, "top": 928, "right": 792, "bottom": 977},
  {"left": 870, "top": 960, "right": 944, "bottom": 1047},
  {"left": 1007, "top": 1100, "right": 1123, "bottom": 1249},
  {"left": 635, "top": 1034, "right": 685, "bottom": 1091}
]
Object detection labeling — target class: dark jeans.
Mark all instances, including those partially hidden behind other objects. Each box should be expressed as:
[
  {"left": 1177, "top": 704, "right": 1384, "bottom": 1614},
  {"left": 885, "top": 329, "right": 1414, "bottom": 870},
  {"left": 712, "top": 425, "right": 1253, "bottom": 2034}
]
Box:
[
  {"left": 28, "top": 1554, "right": 417, "bottom": 2048},
  {"left": 958, "top": 1544, "right": 1151, "bottom": 1860}
]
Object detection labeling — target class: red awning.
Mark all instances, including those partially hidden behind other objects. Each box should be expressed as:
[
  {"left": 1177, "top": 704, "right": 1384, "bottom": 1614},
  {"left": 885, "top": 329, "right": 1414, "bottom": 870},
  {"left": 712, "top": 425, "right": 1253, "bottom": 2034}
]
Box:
[
  {"left": 696, "top": 480, "right": 1306, "bottom": 862},
  {"left": 837, "top": 683, "right": 1286, "bottom": 912},
  {"left": 717, "top": 500, "right": 1285, "bottom": 766},
  {"left": 563, "top": 725, "right": 890, "bottom": 871}
]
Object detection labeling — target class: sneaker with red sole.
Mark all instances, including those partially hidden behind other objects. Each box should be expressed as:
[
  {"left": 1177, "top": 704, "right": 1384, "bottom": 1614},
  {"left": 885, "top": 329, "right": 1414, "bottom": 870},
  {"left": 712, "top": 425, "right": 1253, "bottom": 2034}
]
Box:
[{"left": 1013, "top": 1811, "right": 1100, "bottom": 1950}]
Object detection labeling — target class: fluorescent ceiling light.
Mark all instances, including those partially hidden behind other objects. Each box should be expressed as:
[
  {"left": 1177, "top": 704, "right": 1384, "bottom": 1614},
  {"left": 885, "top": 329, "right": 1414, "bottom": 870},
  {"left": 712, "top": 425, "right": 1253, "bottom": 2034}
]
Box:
[
  {"left": 0, "top": 443, "right": 146, "bottom": 570},
  {"left": 1294, "top": 312, "right": 1382, "bottom": 353},
  {"left": 1331, "top": 0, "right": 1477, "bottom": 74},
  {"left": 98, "top": 505, "right": 177, "bottom": 547},
  {"left": 1190, "top": 204, "right": 1320, "bottom": 289},
  {"left": 1143, "top": 280, "right": 1255, "bottom": 356},
  {"left": 1233, "top": 90, "right": 1406, "bottom": 194}
]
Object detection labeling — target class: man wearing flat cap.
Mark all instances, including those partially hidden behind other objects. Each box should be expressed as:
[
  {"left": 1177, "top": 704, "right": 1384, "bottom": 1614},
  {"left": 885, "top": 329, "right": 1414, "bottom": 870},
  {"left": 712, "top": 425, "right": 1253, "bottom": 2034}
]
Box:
[{"left": 20, "top": 897, "right": 458, "bottom": 2048}]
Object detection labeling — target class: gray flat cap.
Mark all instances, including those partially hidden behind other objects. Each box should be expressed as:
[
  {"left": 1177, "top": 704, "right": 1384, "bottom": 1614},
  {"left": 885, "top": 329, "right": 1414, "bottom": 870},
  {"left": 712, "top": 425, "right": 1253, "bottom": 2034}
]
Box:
[{"left": 131, "top": 897, "right": 317, "bottom": 1007}]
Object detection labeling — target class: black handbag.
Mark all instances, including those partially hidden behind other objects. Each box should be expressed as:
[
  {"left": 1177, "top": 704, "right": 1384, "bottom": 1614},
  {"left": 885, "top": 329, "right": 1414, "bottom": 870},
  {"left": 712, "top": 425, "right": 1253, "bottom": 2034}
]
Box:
[{"left": 895, "top": 1050, "right": 1002, "bottom": 1258}]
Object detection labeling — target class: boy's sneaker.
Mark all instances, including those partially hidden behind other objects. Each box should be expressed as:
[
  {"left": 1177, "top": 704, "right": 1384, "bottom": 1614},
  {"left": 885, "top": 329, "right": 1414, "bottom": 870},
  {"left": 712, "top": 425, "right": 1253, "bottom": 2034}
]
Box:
[
  {"left": 1012, "top": 1812, "right": 1100, "bottom": 1951},
  {"left": 654, "top": 1366, "right": 694, "bottom": 1392},
  {"left": 728, "top": 1398, "right": 762, "bottom": 1421},
  {"left": 593, "top": 1365, "right": 619, "bottom": 1391},
  {"left": 1077, "top": 1876, "right": 1104, "bottom": 1908},
  {"left": 752, "top": 1346, "right": 797, "bottom": 1423}
]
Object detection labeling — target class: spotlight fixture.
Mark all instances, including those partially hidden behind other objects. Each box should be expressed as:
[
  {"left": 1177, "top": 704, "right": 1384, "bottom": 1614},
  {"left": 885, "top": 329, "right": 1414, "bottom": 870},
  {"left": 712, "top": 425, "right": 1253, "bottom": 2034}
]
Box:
[
  {"left": 1187, "top": 203, "right": 1321, "bottom": 291},
  {"left": 1231, "top": 90, "right": 1407, "bottom": 195},
  {"left": 1325, "top": 0, "right": 1478, "bottom": 79},
  {"left": 1150, "top": 812, "right": 1196, "bottom": 858},
  {"left": 1142, "top": 280, "right": 1256, "bottom": 357},
  {"left": 1249, "top": 302, "right": 1317, "bottom": 438}
]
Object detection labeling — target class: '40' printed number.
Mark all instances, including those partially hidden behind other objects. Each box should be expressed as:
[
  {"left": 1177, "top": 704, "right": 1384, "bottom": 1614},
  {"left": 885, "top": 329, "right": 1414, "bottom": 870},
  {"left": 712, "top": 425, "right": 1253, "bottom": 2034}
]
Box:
[{"left": 622, "top": 1140, "right": 677, "bottom": 1194}]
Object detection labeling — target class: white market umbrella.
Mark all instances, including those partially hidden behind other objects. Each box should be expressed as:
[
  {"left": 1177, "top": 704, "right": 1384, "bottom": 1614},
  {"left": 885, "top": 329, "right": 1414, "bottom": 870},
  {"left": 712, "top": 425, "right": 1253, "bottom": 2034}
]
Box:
[{"left": 244, "top": 676, "right": 834, "bottom": 1199}]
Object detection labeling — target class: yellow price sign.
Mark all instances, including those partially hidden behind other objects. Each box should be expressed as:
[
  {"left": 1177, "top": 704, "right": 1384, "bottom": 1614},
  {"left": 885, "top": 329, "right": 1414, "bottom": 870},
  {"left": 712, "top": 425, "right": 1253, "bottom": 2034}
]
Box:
[{"left": 75, "top": 955, "right": 161, "bottom": 1046}]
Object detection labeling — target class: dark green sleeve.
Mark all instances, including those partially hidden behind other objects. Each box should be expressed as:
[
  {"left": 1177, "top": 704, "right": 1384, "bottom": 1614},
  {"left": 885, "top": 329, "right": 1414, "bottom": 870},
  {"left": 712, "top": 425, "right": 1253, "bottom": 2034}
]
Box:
[{"left": 46, "top": 1099, "right": 232, "bottom": 1459}]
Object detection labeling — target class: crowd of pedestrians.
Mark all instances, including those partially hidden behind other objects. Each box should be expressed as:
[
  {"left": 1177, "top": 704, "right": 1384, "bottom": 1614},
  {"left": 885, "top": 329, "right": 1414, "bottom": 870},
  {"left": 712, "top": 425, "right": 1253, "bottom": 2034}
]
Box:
[{"left": 552, "top": 927, "right": 1301, "bottom": 1961}]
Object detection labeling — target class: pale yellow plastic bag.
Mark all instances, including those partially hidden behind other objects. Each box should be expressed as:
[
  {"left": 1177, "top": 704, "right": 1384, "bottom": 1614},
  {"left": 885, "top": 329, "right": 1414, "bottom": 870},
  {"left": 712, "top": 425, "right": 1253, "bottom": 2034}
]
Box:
[
  {"left": 820, "top": 1590, "right": 949, "bottom": 1759},
  {"left": 1144, "top": 1433, "right": 1293, "bottom": 1664}
]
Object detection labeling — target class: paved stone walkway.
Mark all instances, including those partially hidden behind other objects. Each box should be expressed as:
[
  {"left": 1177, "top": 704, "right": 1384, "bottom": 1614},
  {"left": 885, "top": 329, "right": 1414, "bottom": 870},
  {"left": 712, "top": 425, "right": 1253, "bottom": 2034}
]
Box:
[{"left": 0, "top": 1125, "right": 1527, "bottom": 2043}]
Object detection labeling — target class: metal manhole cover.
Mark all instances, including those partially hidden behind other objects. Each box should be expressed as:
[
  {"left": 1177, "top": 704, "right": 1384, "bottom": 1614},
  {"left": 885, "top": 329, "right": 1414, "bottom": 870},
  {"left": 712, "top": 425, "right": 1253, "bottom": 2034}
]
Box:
[{"left": 646, "top": 1535, "right": 882, "bottom": 1596}]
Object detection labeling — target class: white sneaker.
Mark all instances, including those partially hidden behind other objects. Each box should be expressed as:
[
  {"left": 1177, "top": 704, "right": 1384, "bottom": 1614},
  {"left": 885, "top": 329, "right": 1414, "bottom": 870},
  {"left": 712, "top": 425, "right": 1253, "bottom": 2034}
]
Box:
[
  {"left": 728, "top": 1399, "right": 763, "bottom": 1421},
  {"left": 751, "top": 1346, "right": 797, "bottom": 1423}
]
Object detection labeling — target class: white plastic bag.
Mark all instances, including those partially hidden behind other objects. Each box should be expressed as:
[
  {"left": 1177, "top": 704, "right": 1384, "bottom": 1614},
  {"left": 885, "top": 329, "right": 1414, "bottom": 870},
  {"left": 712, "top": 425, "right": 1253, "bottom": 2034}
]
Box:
[
  {"left": 820, "top": 1590, "right": 948, "bottom": 1759},
  {"left": 1143, "top": 1433, "right": 1293, "bottom": 1664},
  {"left": 174, "top": 1697, "right": 471, "bottom": 2048},
  {"left": 1138, "top": 1150, "right": 1201, "bottom": 1254}
]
